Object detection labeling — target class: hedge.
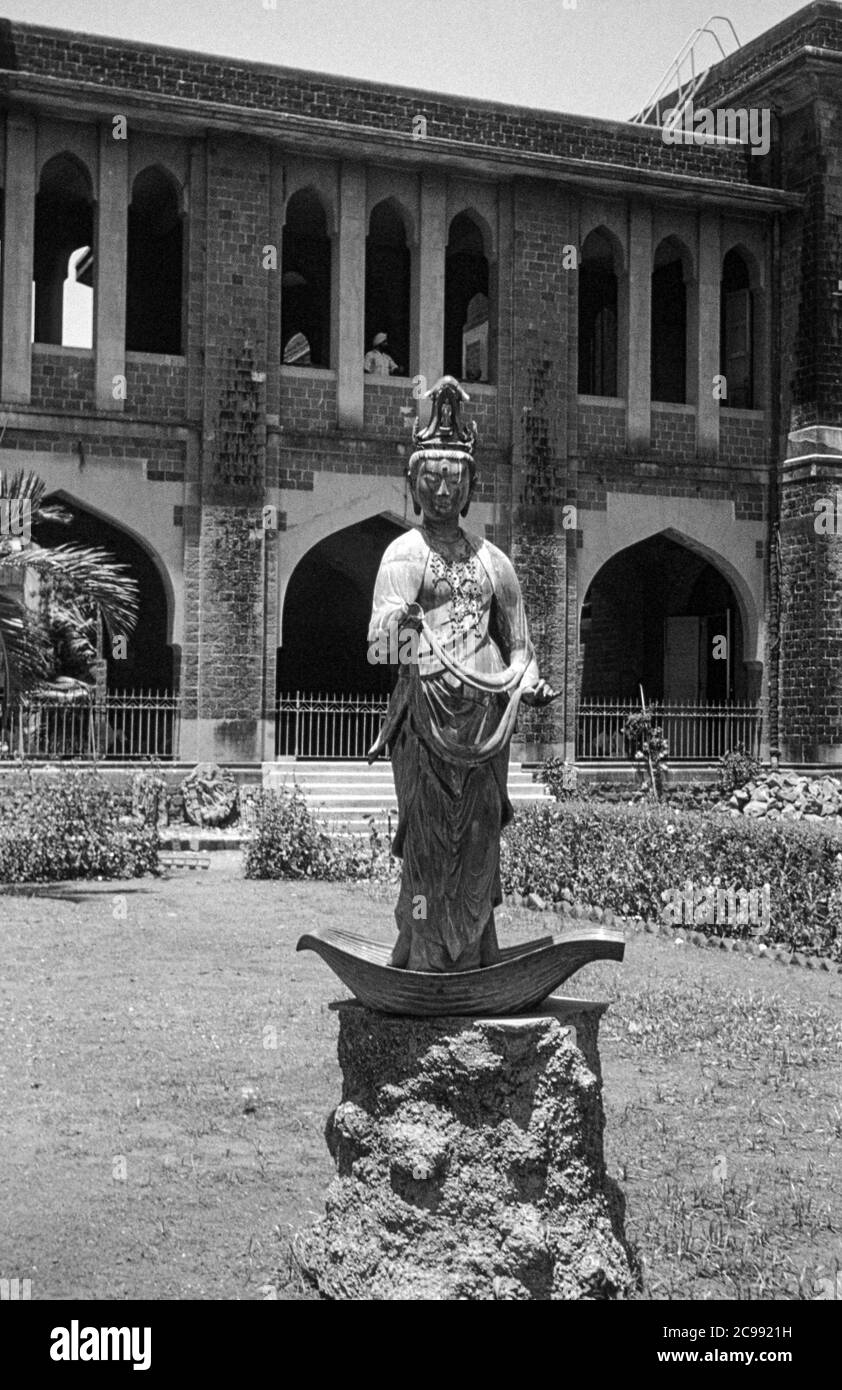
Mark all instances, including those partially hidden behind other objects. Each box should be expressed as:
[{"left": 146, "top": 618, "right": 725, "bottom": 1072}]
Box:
[{"left": 501, "top": 801, "right": 842, "bottom": 960}]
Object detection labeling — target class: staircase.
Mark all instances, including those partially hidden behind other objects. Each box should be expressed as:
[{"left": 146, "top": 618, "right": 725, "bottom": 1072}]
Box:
[{"left": 263, "top": 758, "right": 551, "bottom": 834}]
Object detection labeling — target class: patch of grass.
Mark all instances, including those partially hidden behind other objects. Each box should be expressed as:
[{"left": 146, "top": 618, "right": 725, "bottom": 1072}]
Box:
[{"left": 0, "top": 876, "right": 839, "bottom": 1300}]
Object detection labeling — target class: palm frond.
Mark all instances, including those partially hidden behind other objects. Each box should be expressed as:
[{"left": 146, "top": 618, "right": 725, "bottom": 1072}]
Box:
[
  {"left": 0, "top": 593, "right": 51, "bottom": 688},
  {"left": 0, "top": 544, "right": 139, "bottom": 635}
]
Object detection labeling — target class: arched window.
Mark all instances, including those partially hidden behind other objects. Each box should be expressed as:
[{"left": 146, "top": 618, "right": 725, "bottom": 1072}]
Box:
[
  {"left": 720, "top": 248, "right": 753, "bottom": 408},
  {"left": 578, "top": 229, "right": 619, "bottom": 396},
  {"left": 651, "top": 238, "right": 689, "bottom": 404},
  {"left": 126, "top": 167, "right": 184, "bottom": 354},
  {"left": 444, "top": 212, "right": 490, "bottom": 382},
  {"left": 364, "top": 201, "right": 410, "bottom": 375},
  {"left": 32, "top": 154, "right": 94, "bottom": 347},
  {"left": 282, "top": 189, "right": 331, "bottom": 368}
]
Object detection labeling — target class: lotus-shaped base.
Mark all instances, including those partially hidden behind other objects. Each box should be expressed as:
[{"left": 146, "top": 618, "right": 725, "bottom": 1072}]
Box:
[{"left": 296, "top": 924, "right": 625, "bottom": 1017}]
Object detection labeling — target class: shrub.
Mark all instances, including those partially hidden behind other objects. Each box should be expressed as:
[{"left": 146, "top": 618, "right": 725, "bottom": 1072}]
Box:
[
  {"left": 539, "top": 756, "right": 580, "bottom": 800},
  {"left": 244, "top": 785, "right": 346, "bottom": 880},
  {"left": 0, "top": 768, "right": 159, "bottom": 883},
  {"left": 501, "top": 800, "right": 842, "bottom": 960},
  {"left": 717, "top": 745, "right": 761, "bottom": 797},
  {"left": 623, "top": 710, "right": 669, "bottom": 799}
]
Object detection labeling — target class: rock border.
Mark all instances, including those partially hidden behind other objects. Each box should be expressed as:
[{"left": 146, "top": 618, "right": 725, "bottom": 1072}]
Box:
[{"left": 509, "top": 894, "right": 842, "bottom": 974}]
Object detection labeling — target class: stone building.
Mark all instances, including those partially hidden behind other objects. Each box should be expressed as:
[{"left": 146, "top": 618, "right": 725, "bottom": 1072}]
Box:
[{"left": 0, "top": 2, "right": 839, "bottom": 768}]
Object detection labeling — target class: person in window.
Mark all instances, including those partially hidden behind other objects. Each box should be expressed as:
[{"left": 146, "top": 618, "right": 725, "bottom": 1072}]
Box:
[{"left": 364, "top": 331, "right": 402, "bottom": 376}]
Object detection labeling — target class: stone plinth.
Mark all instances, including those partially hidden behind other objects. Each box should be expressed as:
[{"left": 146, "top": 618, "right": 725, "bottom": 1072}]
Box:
[{"left": 293, "top": 999, "right": 634, "bottom": 1301}]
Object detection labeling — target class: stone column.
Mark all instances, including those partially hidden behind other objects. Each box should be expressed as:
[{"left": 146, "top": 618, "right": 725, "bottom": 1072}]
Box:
[
  {"left": 415, "top": 170, "right": 446, "bottom": 421},
  {"left": 695, "top": 212, "right": 720, "bottom": 455},
  {"left": 780, "top": 430, "right": 842, "bottom": 764},
  {"left": 333, "top": 162, "right": 366, "bottom": 430},
  {"left": 1, "top": 112, "right": 36, "bottom": 405},
  {"left": 95, "top": 124, "right": 129, "bottom": 412},
  {"left": 626, "top": 203, "right": 652, "bottom": 450},
  {"left": 294, "top": 999, "right": 634, "bottom": 1301}
]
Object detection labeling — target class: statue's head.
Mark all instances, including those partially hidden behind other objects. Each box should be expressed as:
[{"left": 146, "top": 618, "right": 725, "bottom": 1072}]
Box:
[
  {"left": 409, "top": 451, "right": 475, "bottom": 521},
  {"left": 408, "top": 376, "right": 477, "bottom": 520}
]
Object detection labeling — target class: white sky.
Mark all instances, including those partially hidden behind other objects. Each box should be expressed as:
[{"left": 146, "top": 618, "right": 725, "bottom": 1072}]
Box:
[{"left": 10, "top": 0, "right": 809, "bottom": 122}]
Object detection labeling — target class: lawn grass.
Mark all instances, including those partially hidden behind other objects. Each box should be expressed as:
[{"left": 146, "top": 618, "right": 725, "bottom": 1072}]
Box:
[{"left": 0, "top": 871, "right": 839, "bottom": 1301}]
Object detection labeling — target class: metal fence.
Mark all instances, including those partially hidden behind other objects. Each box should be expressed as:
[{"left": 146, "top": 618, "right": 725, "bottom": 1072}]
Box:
[
  {"left": 276, "top": 692, "right": 390, "bottom": 759},
  {"left": 0, "top": 690, "right": 180, "bottom": 762},
  {"left": 577, "top": 700, "right": 762, "bottom": 762}
]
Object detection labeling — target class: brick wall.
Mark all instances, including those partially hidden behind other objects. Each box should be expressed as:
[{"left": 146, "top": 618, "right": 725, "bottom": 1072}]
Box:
[
  {"left": 279, "top": 369, "right": 337, "bottom": 433},
  {"left": 651, "top": 405, "right": 696, "bottom": 460},
  {"left": 360, "top": 379, "right": 411, "bottom": 436},
  {"left": 125, "top": 353, "right": 187, "bottom": 422},
  {"left": 509, "top": 181, "right": 578, "bottom": 752},
  {"left": 720, "top": 411, "right": 767, "bottom": 468},
  {"left": 1, "top": 424, "right": 185, "bottom": 476},
  {"left": 779, "top": 471, "right": 842, "bottom": 757},
  {"left": 577, "top": 399, "right": 626, "bottom": 457},
  {"left": 182, "top": 134, "right": 272, "bottom": 754},
  {"left": 1, "top": 20, "right": 755, "bottom": 184},
  {"left": 30, "top": 348, "right": 94, "bottom": 412}
]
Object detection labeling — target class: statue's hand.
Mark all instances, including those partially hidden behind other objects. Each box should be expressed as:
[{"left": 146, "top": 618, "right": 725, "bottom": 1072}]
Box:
[
  {"left": 521, "top": 679, "right": 560, "bottom": 707},
  {"left": 401, "top": 602, "right": 424, "bottom": 632}
]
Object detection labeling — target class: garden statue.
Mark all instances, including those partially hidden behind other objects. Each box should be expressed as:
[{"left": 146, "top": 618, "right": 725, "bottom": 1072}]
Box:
[
  {"left": 298, "top": 378, "right": 624, "bottom": 1013},
  {"left": 366, "top": 376, "right": 557, "bottom": 971},
  {"left": 294, "top": 382, "right": 632, "bottom": 1299}
]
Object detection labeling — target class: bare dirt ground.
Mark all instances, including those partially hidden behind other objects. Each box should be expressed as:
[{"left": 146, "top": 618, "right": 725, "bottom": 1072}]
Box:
[{"left": 0, "top": 870, "right": 839, "bottom": 1301}]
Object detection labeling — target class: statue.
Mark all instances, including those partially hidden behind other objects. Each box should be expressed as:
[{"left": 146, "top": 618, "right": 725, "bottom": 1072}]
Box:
[
  {"left": 366, "top": 376, "right": 557, "bottom": 972},
  {"left": 297, "top": 377, "right": 624, "bottom": 1014}
]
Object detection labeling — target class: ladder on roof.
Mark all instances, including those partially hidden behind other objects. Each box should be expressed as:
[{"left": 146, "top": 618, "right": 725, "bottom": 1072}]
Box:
[{"left": 630, "top": 14, "right": 741, "bottom": 130}]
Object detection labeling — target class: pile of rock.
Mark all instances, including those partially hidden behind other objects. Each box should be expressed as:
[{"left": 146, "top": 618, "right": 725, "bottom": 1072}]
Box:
[{"left": 722, "top": 770, "right": 842, "bottom": 822}]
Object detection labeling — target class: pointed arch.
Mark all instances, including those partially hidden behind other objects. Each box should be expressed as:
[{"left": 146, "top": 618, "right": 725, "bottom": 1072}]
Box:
[
  {"left": 126, "top": 164, "right": 185, "bottom": 354},
  {"left": 35, "top": 491, "right": 177, "bottom": 690},
  {"left": 282, "top": 186, "right": 332, "bottom": 368},
  {"left": 445, "top": 210, "right": 493, "bottom": 382},
  {"left": 33, "top": 153, "right": 95, "bottom": 347}
]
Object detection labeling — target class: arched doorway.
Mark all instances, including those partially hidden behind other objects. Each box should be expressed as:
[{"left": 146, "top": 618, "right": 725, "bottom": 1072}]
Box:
[
  {"left": 276, "top": 515, "right": 406, "bottom": 756},
  {"left": 34, "top": 499, "right": 174, "bottom": 692},
  {"left": 578, "top": 534, "right": 758, "bottom": 759}
]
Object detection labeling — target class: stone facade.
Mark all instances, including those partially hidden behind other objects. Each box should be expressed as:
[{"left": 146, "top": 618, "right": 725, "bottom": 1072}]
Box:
[{"left": 0, "top": 6, "right": 839, "bottom": 762}]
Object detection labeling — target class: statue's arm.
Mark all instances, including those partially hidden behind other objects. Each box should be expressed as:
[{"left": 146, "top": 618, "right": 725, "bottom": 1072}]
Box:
[
  {"left": 484, "top": 544, "right": 541, "bottom": 689},
  {"left": 368, "top": 544, "right": 426, "bottom": 643}
]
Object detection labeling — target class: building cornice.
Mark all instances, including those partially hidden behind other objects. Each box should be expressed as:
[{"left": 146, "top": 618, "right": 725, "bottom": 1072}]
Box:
[{"left": 1, "top": 74, "right": 803, "bottom": 214}]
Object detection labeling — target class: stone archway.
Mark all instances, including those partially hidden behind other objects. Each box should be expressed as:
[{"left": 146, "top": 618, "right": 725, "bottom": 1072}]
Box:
[
  {"left": 275, "top": 513, "right": 407, "bottom": 757},
  {"left": 580, "top": 533, "right": 747, "bottom": 703},
  {"left": 277, "top": 513, "right": 407, "bottom": 698},
  {"left": 35, "top": 498, "right": 175, "bottom": 691}
]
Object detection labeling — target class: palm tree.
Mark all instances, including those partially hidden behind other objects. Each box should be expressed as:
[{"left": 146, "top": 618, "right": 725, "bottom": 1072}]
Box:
[{"left": 0, "top": 469, "right": 139, "bottom": 692}]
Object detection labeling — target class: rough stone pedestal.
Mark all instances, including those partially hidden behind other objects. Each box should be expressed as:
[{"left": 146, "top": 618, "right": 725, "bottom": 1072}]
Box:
[{"left": 293, "top": 999, "right": 635, "bottom": 1301}]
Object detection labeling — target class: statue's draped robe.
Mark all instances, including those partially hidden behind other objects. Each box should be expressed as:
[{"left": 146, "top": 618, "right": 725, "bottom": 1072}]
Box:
[{"left": 368, "top": 527, "right": 539, "bottom": 971}]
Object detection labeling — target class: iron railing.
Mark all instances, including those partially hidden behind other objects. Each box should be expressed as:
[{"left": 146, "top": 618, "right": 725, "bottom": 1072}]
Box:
[
  {"left": 577, "top": 699, "right": 762, "bottom": 762},
  {"left": 0, "top": 689, "right": 180, "bottom": 762},
  {"left": 276, "top": 692, "right": 390, "bottom": 759}
]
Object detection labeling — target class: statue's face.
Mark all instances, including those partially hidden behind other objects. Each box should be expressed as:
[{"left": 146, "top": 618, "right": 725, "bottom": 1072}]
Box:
[{"left": 414, "top": 456, "right": 472, "bottom": 522}]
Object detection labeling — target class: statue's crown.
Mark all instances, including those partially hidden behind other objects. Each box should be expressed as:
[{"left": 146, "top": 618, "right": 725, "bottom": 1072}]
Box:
[{"left": 411, "top": 376, "right": 477, "bottom": 455}]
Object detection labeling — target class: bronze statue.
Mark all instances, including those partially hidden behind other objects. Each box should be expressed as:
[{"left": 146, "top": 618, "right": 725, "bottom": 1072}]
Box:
[
  {"left": 366, "top": 376, "right": 557, "bottom": 972},
  {"left": 298, "top": 377, "right": 624, "bottom": 1012}
]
